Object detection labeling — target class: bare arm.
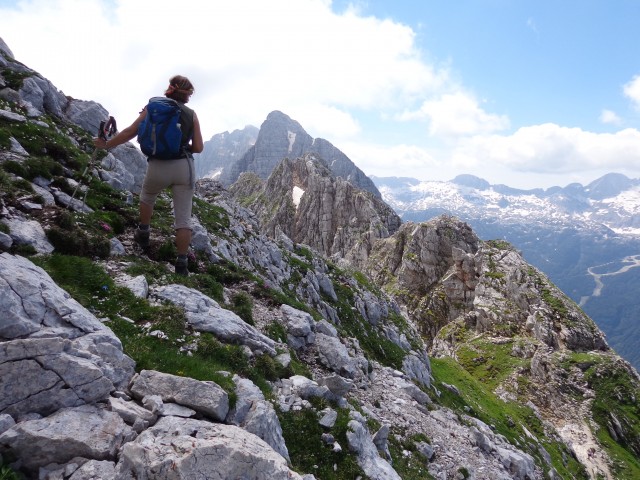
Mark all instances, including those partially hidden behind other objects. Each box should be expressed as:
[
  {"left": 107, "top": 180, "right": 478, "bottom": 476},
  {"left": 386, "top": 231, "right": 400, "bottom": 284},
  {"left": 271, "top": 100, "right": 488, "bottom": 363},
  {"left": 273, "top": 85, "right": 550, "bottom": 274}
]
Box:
[
  {"left": 94, "top": 110, "right": 146, "bottom": 150},
  {"left": 190, "top": 111, "right": 204, "bottom": 154}
]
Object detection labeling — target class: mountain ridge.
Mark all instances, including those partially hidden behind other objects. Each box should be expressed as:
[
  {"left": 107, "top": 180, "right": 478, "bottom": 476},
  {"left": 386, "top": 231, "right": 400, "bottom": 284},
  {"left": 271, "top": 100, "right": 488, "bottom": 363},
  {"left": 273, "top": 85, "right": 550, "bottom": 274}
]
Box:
[
  {"left": 196, "top": 110, "right": 382, "bottom": 199},
  {"left": 372, "top": 173, "right": 640, "bottom": 371}
]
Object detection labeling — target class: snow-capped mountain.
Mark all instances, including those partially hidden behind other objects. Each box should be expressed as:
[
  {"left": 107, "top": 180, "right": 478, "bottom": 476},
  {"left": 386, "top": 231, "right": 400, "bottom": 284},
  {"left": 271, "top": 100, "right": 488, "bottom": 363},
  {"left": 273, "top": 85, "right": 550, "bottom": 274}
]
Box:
[{"left": 373, "top": 173, "right": 640, "bottom": 371}]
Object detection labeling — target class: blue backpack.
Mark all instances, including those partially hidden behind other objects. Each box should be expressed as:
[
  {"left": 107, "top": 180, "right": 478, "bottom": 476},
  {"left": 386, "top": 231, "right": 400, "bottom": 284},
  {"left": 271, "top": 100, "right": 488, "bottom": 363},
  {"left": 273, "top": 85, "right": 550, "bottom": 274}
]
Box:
[{"left": 137, "top": 97, "right": 189, "bottom": 159}]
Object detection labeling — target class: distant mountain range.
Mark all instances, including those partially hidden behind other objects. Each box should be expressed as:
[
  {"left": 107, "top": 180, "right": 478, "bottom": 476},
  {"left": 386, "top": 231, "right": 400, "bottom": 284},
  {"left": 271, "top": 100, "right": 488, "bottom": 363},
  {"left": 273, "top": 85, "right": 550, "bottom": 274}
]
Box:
[{"left": 372, "top": 173, "right": 640, "bottom": 370}]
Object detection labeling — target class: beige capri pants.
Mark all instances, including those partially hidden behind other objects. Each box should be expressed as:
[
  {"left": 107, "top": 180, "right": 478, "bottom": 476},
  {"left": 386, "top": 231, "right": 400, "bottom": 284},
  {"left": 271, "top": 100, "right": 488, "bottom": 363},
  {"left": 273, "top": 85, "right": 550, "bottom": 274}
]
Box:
[{"left": 140, "top": 156, "right": 195, "bottom": 230}]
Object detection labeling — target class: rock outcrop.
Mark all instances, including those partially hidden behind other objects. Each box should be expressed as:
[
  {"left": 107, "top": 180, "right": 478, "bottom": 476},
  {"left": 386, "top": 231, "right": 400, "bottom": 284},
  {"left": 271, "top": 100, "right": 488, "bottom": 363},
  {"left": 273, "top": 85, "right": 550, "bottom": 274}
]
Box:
[{"left": 231, "top": 154, "right": 401, "bottom": 265}]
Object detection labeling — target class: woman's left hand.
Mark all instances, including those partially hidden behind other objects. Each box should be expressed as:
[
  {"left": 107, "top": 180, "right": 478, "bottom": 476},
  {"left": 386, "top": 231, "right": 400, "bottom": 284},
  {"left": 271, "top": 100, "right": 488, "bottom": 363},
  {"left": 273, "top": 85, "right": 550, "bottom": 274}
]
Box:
[{"left": 94, "top": 137, "right": 108, "bottom": 149}]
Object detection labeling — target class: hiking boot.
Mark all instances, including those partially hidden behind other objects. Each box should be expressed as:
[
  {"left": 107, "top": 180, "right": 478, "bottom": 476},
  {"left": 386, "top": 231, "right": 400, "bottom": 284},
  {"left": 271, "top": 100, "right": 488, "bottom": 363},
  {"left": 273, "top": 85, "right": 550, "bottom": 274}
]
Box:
[
  {"left": 134, "top": 227, "right": 150, "bottom": 249},
  {"left": 175, "top": 256, "right": 189, "bottom": 276}
]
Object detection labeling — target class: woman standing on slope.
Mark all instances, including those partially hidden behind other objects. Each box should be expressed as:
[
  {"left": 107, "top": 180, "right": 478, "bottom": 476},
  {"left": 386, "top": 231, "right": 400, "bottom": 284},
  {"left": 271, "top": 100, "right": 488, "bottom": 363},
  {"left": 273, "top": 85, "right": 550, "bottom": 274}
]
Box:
[{"left": 94, "top": 75, "right": 204, "bottom": 276}]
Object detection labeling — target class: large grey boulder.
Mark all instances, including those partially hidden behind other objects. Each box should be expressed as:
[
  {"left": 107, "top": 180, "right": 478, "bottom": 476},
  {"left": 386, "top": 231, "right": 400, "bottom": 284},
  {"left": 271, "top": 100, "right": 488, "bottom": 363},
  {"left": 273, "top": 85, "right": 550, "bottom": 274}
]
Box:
[
  {"left": 0, "top": 108, "right": 26, "bottom": 122},
  {"left": 19, "top": 75, "right": 68, "bottom": 119},
  {"left": 0, "top": 37, "right": 14, "bottom": 58},
  {"left": 0, "top": 254, "right": 135, "bottom": 418},
  {"left": 280, "top": 304, "right": 316, "bottom": 350},
  {"left": 151, "top": 283, "right": 276, "bottom": 356},
  {"left": 346, "top": 419, "right": 401, "bottom": 480},
  {"left": 226, "top": 376, "right": 265, "bottom": 426},
  {"left": 1, "top": 217, "right": 54, "bottom": 254},
  {"left": 0, "top": 252, "right": 118, "bottom": 340},
  {"left": 114, "top": 416, "right": 303, "bottom": 479},
  {"left": 99, "top": 143, "right": 147, "bottom": 194},
  {"left": 0, "top": 404, "right": 134, "bottom": 475},
  {"left": 315, "top": 333, "right": 358, "bottom": 379},
  {"left": 65, "top": 98, "right": 108, "bottom": 135},
  {"left": 129, "top": 369, "right": 229, "bottom": 422},
  {"left": 0, "top": 338, "right": 113, "bottom": 418},
  {"left": 401, "top": 351, "right": 432, "bottom": 388},
  {"left": 69, "top": 460, "right": 117, "bottom": 480},
  {"left": 242, "top": 398, "right": 291, "bottom": 462}
]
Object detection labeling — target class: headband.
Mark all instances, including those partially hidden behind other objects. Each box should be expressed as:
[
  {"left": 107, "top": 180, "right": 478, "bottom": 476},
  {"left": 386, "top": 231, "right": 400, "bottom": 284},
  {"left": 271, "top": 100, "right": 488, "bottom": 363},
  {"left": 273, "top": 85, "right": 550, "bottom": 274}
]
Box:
[{"left": 165, "top": 84, "right": 194, "bottom": 95}]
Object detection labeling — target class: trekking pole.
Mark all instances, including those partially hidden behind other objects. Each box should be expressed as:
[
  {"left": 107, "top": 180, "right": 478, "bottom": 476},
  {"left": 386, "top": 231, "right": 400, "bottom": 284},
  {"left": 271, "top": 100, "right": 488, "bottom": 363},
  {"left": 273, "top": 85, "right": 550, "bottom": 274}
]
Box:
[{"left": 70, "top": 120, "right": 106, "bottom": 210}]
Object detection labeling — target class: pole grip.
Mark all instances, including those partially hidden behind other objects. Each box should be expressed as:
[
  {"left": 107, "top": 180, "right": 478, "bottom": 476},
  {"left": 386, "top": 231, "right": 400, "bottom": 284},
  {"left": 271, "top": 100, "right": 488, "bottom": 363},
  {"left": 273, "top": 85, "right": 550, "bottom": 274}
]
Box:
[{"left": 98, "top": 120, "right": 107, "bottom": 141}]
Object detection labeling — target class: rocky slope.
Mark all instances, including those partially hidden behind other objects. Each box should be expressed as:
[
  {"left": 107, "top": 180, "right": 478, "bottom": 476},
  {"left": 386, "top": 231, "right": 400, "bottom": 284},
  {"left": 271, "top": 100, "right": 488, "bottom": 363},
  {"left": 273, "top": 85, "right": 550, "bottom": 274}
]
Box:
[
  {"left": 1, "top": 38, "right": 640, "bottom": 480},
  {"left": 373, "top": 174, "right": 640, "bottom": 371}
]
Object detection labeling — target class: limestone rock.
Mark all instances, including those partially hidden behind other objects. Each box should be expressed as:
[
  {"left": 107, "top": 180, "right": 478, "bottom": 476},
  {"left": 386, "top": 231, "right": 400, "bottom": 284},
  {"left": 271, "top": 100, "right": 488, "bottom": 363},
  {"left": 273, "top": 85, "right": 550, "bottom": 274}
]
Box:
[
  {"left": 315, "top": 333, "right": 358, "bottom": 379},
  {"left": 151, "top": 283, "right": 276, "bottom": 355},
  {"left": 0, "top": 254, "right": 135, "bottom": 418},
  {"left": 346, "top": 418, "right": 401, "bottom": 480},
  {"left": 234, "top": 153, "right": 400, "bottom": 265},
  {"left": 114, "top": 416, "right": 303, "bottom": 479},
  {"left": 0, "top": 404, "right": 133, "bottom": 475},
  {"left": 64, "top": 99, "right": 108, "bottom": 136},
  {"left": 1, "top": 217, "right": 54, "bottom": 254},
  {"left": 129, "top": 369, "right": 229, "bottom": 421},
  {"left": 98, "top": 143, "right": 147, "bottom": 195},
  {"left": 19, "top": 75, "right": 68, "bottom": 119},
  {"left": 317, "top": 374, "right": 354, "bottom": 397},
  {"left": 115, "top": 273, "right": 148, "bottom": 299},
  {"left": 68, "top": 460, "right": 117, "bottom": 480},
  {"left": 280, "top": 304, "right": 316, "bottom": 350}
]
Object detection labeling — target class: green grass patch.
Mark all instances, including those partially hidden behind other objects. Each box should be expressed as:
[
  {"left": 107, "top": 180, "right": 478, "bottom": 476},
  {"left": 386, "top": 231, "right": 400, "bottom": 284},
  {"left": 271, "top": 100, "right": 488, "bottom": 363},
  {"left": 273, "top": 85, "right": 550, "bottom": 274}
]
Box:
[
  {"left": 193, "top": 197, "right": 230, "bottom": 233},
  {"left": 278, "top": 407, "right": 364, "bottom": 479},
  {"left": 0, "top": 462, "right": 23, "bottom": 480},
  {"left": 430, "top": 357, "right": 589, "bottom": 479},
  {"left": 387, "top": 433, "right": 435, "bottom": 479},
  {"left": 206, "top": 260, "right": 254, "bottom": 285},
  {"left": 0, "top": 68, "right": 31, "bottom": 90},
  {"left": 46, "top": 225, "right": 111, "bottom": 259},
  {"left": 541, "top": 288, "right": 569, "bottom": 316},
  {"left": 0, "top": 116, "right": 85, "bottom": 166},
  {"left": 229, "top": 291, "right": 254, "bottom": 325},
  {"left": 456, "top": 339, "right": 528, "bottom": 391},
  {"left": 582, "top": 359, "right": 640, "bottom": 478}
]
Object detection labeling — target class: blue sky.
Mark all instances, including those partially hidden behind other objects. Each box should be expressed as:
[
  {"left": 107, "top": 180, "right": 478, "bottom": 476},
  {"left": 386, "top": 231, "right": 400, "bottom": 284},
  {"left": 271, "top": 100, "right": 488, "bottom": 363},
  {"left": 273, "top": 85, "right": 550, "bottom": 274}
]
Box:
[
  {"left": 1, "top": 0, "right": 640, "bottom": 189},
  {"left": 361, "top": 0, "right": 640, "bottom": 131}
]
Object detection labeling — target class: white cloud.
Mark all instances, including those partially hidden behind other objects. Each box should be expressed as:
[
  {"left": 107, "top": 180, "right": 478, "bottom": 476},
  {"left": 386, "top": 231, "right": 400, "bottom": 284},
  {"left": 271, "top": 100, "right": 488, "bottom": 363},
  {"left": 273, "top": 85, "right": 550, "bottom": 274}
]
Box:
[
  {"left": 291, "top": 104, "right": 361, "bottom": 140},
  {"left": 398, "top": 91, "right": 510, "bottom": 138},
  {"left": 624, "top": 75, "right": 640, "bottom": 109},
  {"left": 600, "top": 109, "right": 622, "bottom": 125},
  {"left": 0, "top": 0, "right": 450, "bottom": 138},
  {"left": 451, "top": 124, "right": 640, "bottom": 174},
  {"left": 338, "top": 141, "right": 441, "bottom": 178}
]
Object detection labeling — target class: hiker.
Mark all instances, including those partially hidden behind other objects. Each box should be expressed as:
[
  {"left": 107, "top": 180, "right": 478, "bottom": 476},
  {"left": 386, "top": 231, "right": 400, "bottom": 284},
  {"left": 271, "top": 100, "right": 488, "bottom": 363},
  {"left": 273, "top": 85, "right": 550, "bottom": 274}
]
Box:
[{"left": 93, "top": 75, "right": 204, "bottom": 275}]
